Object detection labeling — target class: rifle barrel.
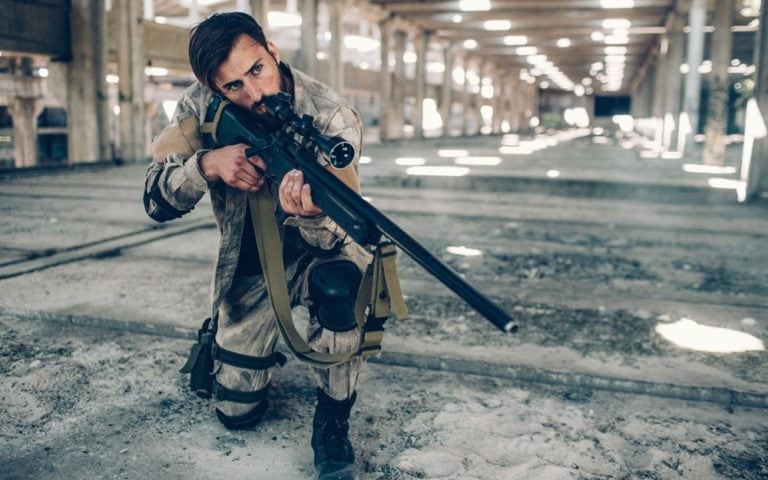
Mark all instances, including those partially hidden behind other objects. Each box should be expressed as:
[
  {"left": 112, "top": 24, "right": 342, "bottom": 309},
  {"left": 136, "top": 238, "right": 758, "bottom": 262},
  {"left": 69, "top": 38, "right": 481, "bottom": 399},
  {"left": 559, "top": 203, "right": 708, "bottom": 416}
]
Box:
[{"left": 294, "top": 148, "right": 518, "bottom": 334}]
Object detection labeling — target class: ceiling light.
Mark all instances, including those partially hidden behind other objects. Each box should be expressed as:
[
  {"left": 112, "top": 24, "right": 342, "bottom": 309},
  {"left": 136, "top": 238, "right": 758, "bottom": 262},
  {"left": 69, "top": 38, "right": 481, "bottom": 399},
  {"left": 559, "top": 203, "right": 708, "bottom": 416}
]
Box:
[
  {"left": 557, "top": 38, "right": 571, "bottom": 48},
  {"left": 604, "top": 35, "right": 629, "bottom": 45},
  {"left": 591, "top": 31, "right": 605, "bottom": 41},
  {"left": 452, "top": 14, "right": 463, "bottom": 23},
  {"left": 602, "top": 18, "right": 632, "bottom": 29},
  {"left": 527, "top": 54, "right": 548, "bottom": 65},
  {"left": 268, "top": 11, "right": 302, "bottom": 28},
  {"left": 407, "top": 166, "right": 470, "bottom": 177},
  {"left": 459, "top": 0, "right": 490, "bottom": 11},
  {"left": 395, "top": 157, "right": 426, "bottom": 166},
  {"left": 604, "top": 46, "right": 627, "bottom": 55},
  {"left": 344, "top": 35, "right": 380, "bottom": 52},
  {"left": 145, "top": 66, "right": 168, "bottom": 76},
  {"left": 503, "top": 35, "right": 527, "bottom": 46},
  {"left": 427, "top": 62, "right": 446, "bottom": 73},
  {"left": 516, "top": 46, "right": 538, "bottom": 56},
  {"left": 463, "top": 39, "right": 478, "bottom": 49},
  {"left": 452, "top": 67, "right": 466, "bottom": 85},
  {"left": 483, "top": 20, "right": 511, "bottom": 31},
  {"left": 600, "top": 0, "right": 634, "bottom": 7}
]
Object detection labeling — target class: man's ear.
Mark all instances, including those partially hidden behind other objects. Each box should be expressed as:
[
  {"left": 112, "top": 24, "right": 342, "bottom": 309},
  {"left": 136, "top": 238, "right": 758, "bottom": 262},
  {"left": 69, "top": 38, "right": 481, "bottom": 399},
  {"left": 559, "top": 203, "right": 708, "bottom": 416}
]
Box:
[{"left": 266, "top": 40, "right": 281, "bottom": 63}]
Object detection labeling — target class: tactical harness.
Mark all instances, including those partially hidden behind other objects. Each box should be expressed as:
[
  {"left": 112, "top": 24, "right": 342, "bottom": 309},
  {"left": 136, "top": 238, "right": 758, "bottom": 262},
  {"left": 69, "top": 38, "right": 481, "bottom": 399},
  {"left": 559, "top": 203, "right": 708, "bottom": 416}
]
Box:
[{"left": 181, "top": 185, "right": 407, "bottom": 402}]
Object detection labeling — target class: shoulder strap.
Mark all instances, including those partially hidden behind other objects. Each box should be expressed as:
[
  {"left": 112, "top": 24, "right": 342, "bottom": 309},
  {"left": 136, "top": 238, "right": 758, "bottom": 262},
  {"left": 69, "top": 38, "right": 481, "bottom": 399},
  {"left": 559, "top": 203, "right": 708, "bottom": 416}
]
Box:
[{"left": 248, "top": 186, "right": 407, "bottom": 369}]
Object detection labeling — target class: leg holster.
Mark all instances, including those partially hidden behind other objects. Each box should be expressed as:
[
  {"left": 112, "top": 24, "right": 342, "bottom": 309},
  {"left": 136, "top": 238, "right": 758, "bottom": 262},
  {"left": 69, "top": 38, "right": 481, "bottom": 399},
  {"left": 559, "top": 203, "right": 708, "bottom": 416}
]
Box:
[{"left": 179, "top": 317, "right": 287, "bottom": 403}]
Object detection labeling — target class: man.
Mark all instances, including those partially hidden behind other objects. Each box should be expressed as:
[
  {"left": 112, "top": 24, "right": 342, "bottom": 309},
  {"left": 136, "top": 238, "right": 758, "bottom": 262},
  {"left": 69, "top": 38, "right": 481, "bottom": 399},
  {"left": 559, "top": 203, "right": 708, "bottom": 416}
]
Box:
[{"left": 144, "top": 12, "right": 369, "bottom": 480}]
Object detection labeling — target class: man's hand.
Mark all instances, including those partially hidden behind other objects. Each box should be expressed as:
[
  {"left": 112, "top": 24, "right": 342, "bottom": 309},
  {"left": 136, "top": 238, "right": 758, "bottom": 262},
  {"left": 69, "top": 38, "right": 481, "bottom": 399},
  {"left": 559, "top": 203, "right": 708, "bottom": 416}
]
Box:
[
  {"left": 198, "top": 143, "right": 267, "bottom": 192},
  {"left": 279, "top": 170, "right": 322, "bottom": 217}
]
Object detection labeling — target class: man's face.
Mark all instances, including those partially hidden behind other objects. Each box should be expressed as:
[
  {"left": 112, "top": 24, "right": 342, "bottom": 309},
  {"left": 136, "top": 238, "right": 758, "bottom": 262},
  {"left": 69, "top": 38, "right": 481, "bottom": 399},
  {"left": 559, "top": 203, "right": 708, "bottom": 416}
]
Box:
[{"left": 213, "top": 34, "right": 282, "bottom": 114}]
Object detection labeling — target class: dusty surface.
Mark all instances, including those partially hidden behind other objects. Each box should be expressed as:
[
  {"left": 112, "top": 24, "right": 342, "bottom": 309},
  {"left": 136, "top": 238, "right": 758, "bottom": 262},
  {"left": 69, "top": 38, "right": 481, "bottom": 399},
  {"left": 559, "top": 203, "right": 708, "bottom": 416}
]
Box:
[
  {"left": 2, "top": 315, "right": 767, "bottom": 480},
  {"left": 1, "top": 133, "right": 767, "bottom": 479}
]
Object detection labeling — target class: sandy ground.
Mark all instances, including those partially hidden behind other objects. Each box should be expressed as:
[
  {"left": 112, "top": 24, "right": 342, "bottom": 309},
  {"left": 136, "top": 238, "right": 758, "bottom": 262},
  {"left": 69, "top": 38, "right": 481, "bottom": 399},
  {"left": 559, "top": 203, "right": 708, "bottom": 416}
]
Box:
[
  {"left": 2, "top": 134, "right": 767, "bottom": 479},
  {"left": 2, "top": 314, "right": 767, "bottom": 480}
]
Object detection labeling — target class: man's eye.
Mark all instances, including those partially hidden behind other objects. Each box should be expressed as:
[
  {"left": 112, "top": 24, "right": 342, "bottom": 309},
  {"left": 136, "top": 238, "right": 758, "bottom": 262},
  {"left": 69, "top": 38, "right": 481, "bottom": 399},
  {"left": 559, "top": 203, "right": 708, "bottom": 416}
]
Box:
[
  {"left": 227, "top": 83, "right": 242, "bottom": 92},
  {"left": 250, "top": 64, "right": 263, "bottom": 75}
]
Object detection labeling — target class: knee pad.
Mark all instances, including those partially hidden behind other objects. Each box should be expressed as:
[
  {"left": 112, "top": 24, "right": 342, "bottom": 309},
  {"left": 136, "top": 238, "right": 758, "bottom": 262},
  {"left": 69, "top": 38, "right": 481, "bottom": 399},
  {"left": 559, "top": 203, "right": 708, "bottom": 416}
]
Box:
[{"left": 308, "top": 261, "right": 362, "bottom": 332}]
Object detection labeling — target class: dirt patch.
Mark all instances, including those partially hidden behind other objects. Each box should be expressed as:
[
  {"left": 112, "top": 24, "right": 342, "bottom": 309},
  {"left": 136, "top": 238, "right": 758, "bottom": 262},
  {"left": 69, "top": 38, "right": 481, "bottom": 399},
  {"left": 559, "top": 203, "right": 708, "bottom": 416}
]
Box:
[
  {"left": 672, "top": 260, "right": 768, "bottom": 297},
  {"left": 393, "top": 295, "right": 666, "bottom": 361},
  {"left": 2, "top": 315, "right": 768, "bottom": 479}
]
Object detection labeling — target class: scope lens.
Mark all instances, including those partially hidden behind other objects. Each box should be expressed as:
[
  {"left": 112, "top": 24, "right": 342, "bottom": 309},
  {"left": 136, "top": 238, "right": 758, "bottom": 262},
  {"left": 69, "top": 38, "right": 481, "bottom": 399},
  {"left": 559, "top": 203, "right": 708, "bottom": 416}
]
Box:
[{"left": 329, "top": 142, "right": 355, "bottom": 168}]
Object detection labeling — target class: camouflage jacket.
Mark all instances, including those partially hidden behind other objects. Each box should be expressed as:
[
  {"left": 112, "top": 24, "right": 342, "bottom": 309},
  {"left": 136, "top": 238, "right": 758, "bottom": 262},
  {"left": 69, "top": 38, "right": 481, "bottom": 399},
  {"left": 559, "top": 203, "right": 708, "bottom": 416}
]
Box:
[{"left": 144, "top": 64, "right": 364, "bottom": 317}]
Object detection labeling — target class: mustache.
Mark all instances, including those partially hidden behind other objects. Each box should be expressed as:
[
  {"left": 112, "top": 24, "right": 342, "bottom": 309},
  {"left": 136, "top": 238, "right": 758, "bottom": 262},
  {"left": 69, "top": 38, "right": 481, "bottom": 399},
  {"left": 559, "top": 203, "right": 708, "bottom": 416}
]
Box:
[{"left": 250, "top": 101, "right": 266, "bottom": 113}]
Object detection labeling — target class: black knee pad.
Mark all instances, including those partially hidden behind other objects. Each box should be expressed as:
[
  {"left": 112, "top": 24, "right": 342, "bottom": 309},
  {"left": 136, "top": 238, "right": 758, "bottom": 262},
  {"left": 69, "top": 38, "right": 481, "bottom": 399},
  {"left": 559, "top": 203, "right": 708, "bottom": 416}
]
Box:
[{"left": 308, "top": 261, "right": 362, "bottom": 332}]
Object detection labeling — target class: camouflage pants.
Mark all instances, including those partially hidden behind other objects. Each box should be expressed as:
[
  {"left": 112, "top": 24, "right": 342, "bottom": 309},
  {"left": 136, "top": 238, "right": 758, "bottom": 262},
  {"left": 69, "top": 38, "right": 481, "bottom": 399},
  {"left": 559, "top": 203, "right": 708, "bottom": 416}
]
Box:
[{"left": 214, "top": 244, "right": 369, "bottom": 418}]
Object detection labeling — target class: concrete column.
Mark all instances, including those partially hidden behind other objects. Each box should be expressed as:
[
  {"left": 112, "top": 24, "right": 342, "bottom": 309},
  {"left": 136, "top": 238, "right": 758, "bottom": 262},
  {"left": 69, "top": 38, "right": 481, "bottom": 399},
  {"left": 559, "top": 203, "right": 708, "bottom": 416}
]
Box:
[
  {"left": 508, "top": 77, "right": 521, "bottom": 132},
  {"left": 188, "top": 0, "right": 201, "bottom": 23},
  {"left": 378, "top": 17, "right": 392, "bottom": 141},
  {"left": 681, "top": 0, "right": 707, "bottom": 152},
  {"left": 631, "top": 76, "right": 645, "bottom": 119},
  {"left": 703, "top": 0, "right": 733, "bottom": 165},
  {"left": 9, "top": 96, "right": 44, "bottom": 168},
  {"left": 461, "top": 55, "right": 471, "bottom": 135},
  {"left": 294, "top": 0, "right": 317, "bottom": 76},
  {"left": 531, "top": 82, "right": 540, "bottom": 130},
  {"left": 116, "top": 0, "right": 146, "bottom": 163},
  {"left": 439, "top": 41, "right": 454, "bottom": 137},
  {"left": 478, "top": 60, "right": 490, "bottom": 134},
  {"left": 236, "top": 0, "right": 251, "bottom": 13},
  {"left": 391, "top": 28, "right": 407, "bottom": 139},
  {"left": 143, "top": 0, "right": 154, "bottom": 20},
  {"left": 652, "top": 39, "right": 667, "bottom": 121},
  {"left": 650, "top": 40, "right": 668, "bottom": 149},
  {"left": 643, "top": 63, "right": 656, "bottom": 118},
  {"left": 327, "top": 0, "right": 344, "bottom": 94},
  {"left": 413, "top": 30, "right": 429, "bottom": 138},
  {"left": 68, "top": 0, "right": 110, "bottom": 163},
  {"left": 250, "top": 0, "right": 270, "bottom": 33},
  {"left": 744, "top": 0, "right": 768, "bottom": 200},
  {"left": 492, "top": 69, "right": 503, "bottom": 134},
  {"left": 663, "top": 17, "right": 685, "bottom": 151}
]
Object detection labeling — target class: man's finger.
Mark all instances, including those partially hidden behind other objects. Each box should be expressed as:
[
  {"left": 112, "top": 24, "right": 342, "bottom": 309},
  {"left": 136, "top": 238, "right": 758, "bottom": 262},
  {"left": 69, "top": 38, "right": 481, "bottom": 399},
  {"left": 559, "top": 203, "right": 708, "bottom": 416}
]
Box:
[
  {"left": 235, "top": 169, "right": 262, "bottom": 187},
  {"left": 300, "top": 183, "right": 317, "bottom": 212},
  {"left": 245, "top": 153, "right": 268, "bottom": 175},
  {"left": 291, "top": 171, "right": 304, "bottom": 203}
]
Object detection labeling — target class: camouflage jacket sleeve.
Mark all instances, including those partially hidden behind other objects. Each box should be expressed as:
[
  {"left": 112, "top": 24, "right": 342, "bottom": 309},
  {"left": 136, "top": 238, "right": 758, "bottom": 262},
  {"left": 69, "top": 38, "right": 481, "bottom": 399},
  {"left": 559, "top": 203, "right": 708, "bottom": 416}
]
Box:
[{"left": 143, "top": 84, "right": 211, "bottom": 223}]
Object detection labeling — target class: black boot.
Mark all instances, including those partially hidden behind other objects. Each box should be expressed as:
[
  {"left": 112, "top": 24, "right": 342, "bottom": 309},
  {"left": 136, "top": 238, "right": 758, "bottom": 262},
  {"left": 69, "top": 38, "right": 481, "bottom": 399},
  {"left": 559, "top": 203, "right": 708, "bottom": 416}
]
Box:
[{"left": 311, "top": 389, "right": 359, "bottom": 480}]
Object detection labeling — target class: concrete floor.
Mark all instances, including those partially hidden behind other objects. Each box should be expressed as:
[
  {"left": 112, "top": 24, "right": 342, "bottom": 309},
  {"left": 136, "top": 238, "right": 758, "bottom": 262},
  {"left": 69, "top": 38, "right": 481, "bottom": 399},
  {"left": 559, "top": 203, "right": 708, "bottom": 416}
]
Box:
[{"left": 1, "top": 130, "right": 767, "bottom": 479}]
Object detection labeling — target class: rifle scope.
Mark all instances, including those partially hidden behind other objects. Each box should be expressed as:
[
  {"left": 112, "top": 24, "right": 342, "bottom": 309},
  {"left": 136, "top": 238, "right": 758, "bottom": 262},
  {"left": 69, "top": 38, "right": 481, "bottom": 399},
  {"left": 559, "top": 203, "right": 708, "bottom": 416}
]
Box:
[{"left": 263, "top": 93, "right": 355, "bottom": 169}]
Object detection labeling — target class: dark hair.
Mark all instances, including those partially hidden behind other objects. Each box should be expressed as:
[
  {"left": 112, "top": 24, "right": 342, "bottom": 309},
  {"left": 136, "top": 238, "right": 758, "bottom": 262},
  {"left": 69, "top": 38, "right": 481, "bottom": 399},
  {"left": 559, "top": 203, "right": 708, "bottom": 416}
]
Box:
[{"left": 188, "top": 12, "right": 268, "bottom": 91}]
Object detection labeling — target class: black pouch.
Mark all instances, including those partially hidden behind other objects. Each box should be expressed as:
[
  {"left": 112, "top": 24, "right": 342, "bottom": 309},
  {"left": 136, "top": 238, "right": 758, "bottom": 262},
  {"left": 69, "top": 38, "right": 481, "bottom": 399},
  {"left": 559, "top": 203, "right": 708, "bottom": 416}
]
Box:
[{"left": 179, "top": 317, "right": 215, "bottom": 399}]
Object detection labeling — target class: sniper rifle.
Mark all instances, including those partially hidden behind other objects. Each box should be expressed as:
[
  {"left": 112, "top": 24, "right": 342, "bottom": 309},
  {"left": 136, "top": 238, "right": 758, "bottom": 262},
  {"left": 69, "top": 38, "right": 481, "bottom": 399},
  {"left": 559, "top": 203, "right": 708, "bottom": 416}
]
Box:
[{"left": 201, "top": 92, "right": 518, "bottom": 334}]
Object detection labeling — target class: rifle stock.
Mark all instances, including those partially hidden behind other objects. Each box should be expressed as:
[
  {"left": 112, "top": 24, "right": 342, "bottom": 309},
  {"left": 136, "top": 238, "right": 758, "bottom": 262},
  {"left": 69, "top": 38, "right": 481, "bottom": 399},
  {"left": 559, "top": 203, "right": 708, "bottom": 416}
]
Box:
[{"left": 202, "top": 93, "right": 518, "bottom": 334}]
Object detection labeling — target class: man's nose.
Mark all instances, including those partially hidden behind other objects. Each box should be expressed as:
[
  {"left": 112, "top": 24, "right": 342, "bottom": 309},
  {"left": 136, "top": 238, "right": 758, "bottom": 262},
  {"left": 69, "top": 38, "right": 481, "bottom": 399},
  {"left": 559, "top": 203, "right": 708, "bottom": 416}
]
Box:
[{"left": 243, "top": 81, "right": 262, "bottom": 103}]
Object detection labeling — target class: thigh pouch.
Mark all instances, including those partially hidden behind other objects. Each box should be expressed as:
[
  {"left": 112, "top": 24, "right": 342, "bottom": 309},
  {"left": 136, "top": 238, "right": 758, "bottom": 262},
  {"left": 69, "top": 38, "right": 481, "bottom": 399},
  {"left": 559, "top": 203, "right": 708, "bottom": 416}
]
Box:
[{"left": 179, "top": 317, "right": 287, "bottom": 403}]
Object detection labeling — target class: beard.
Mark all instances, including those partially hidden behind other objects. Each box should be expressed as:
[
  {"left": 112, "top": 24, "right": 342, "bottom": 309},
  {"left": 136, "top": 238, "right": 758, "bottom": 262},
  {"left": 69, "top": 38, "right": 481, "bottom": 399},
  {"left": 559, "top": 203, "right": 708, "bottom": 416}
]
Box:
[{"left": 250, "top": 101, "right": 268, "bottom": 115}]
